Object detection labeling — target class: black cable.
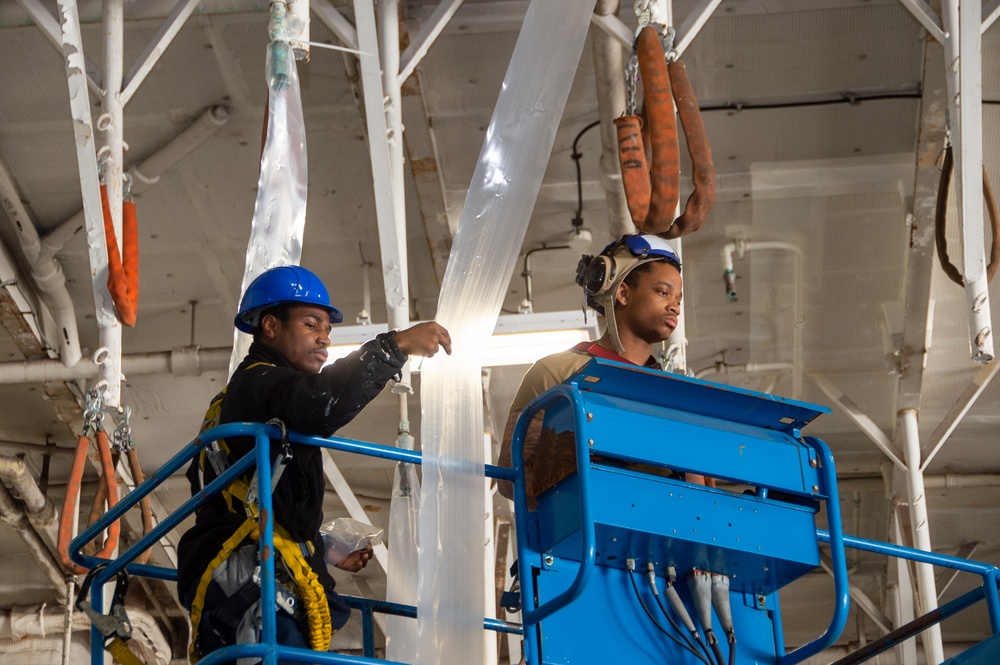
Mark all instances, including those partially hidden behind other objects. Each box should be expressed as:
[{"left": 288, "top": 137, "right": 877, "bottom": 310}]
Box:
[
  {"left": 707, "top": 632, "right": 726, "bottom": 665},
  {"left": 728, "top": 632, "right": 737, "bottom": 665},
  {"left": 628, "top": 568, "right": 711, "bottom": 664},
  {"left": 570, "top": 120, "right": 601, "bottom": 231},
  {"left": 650, "top": 579, "right": 704, "bottom": 658}
]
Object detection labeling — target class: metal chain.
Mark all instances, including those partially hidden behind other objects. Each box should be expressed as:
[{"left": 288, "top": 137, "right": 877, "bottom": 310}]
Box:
[
  {"left": 626, "top": 52, "right": 639, "bottom": 117},
  {"left": 83, "top": 386, "right": 105, "bottom": 436},
  {"left": 111, "top": 404, "right": 134, "bottom": 452}
]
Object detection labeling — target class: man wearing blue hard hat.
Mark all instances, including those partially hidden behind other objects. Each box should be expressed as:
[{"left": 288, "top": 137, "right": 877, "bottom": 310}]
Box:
[
  {"left": 498, "top": 234, "right": 711, "bottom": 504},
  {"left": 178, "top": 265, "right": 450, "bottom": 663}
]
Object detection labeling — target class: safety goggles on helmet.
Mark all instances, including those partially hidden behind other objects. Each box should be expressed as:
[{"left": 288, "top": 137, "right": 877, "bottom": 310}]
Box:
[
  {"left": 235, "top": 265, "right": 344, "bottom": 333},
  {"left": 575, "top": 233, "right": 681, "bottom": 301}
]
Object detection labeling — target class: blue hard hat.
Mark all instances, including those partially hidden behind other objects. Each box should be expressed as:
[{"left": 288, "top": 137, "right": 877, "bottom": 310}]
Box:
[{"left": 234, "top": 265, "right": 344, "bottom": 333}]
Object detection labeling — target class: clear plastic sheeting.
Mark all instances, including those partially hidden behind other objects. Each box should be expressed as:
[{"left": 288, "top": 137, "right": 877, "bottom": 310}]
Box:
[
  {"left": 415, "top": 1, "right": 597, "bottom": 663},
  {"left": 229, "top": 4, "right": 308, "bottom": 376},
  {"left": 386, "top": 461, "right": 420, "bottom": 661}
]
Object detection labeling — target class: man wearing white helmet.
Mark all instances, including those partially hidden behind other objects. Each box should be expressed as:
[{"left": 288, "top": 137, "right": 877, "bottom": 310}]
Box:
[
  {"left": 499, "top": 234, "right": 710, "bottom": 503},
  {"left": 178, "top": 265, "right": 450, "bottom": 663}
]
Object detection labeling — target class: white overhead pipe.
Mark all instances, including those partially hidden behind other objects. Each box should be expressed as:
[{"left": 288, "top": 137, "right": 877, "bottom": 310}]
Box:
[
  {"left": 310, "top": 0, "right": 358, "bottom": 51},
  {"left": 0, "top": 153, "right": 82, "bottom": 367},
  {"left": 721, "top": 238, "right": 804, "bottom": 398},
  {"left": 287, "top": 0, "right": 311, "bottom": 61},
  {"left": 0, "top": 483, "right": 67, "bottom": 603},
  {"left": 40, "top": 105, "right": 231, "bottom": 262},
  {"left": 0, "top": 346, "right": 230, "bottom": 384},
  {"left": 0, "top": 603, "right": 170, "bottom": 665},
  {"left": 695, "top": 361, "right": 794, "bottom": 380},
  {"left": 0, "top": 454, "right": 58, "bottom": 546},
  {"left": 899, "top": 408, "right": 944, "bottom": 665}
]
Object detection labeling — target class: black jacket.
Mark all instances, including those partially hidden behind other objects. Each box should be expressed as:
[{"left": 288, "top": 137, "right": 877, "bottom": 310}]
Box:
[{"left": 177, "top": 334, "right": 407, "bottom": 629}]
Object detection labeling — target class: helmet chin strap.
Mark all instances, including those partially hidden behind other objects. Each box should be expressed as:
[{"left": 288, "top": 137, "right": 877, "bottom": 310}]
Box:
[{"left": 602, "top": 294, "right": 627, "bottom": 357}]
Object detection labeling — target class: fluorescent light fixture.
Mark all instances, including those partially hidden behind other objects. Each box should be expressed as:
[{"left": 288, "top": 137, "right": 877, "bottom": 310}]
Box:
[{"left": 325, "top": 310, "right": 600, "bottom": 369}]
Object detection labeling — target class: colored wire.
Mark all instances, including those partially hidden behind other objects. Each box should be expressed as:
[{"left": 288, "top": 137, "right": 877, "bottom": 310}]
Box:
[{"left": 628, "top": 568, "right": 711, "bottom": 664}]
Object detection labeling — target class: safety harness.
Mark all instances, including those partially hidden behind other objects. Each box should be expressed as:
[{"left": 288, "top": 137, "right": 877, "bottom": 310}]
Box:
[{"left": 187, "top": 362, "right": 332, "bottom": 662}]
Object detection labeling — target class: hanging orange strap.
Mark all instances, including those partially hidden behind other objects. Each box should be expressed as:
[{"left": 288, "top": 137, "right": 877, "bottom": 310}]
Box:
[
  {"left": 100, "top": 185, "right": 139, "bottom": 326},
  {"left": 615, "top": 26, "right": 715, "bottom": 239},
  {"left": 58, "top": 430, "right": 121, "bottom": 574}
]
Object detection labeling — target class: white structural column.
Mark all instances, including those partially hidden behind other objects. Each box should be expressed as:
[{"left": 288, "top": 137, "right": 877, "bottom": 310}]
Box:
[
  {"left": 899, "top": 409, "right": 944, "bottom": 665},
  {"left": 55, "top": 0, "right": 119, "bottom": 404},
  {"left": 941, "top": 0, "right": 993, "bottom": 363},
  {"left": 99, "top": 0, "right": 125, "bottom": 408}
]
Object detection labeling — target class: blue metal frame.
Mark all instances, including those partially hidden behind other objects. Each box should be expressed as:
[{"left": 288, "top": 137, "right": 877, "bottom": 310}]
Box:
[
  {"left": 70, "top": 421, "right": 520, "bottom": 665},
  {"left": 507, "top": 359, "right": 1000, "bottom": 665}
]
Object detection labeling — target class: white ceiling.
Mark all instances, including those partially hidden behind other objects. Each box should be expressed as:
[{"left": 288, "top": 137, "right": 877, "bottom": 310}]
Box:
[{"left": 0, "top": 0, "right": 999, "bottom": 661}]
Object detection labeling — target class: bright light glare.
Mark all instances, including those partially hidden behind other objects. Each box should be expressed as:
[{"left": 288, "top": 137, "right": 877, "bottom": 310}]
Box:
[{"left": 325, "top": 328, "right": 591, "bottom": 369}]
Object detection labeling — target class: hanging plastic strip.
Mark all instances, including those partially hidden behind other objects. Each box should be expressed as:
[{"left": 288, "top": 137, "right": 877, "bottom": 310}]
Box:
[
  {"left": 229, "top": 1, "right": 308, "bottom": 375},
  {"left": 415, "top": 1, "right": 598, "bottom": 663}
]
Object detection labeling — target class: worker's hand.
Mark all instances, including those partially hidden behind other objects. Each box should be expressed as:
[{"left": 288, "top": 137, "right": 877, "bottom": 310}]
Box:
[
  {"left": 394, "top": 322, "right": 452, "bottom": 357},
  {"left": 334, "top": 544, "right": 374, "bottom": 573}
]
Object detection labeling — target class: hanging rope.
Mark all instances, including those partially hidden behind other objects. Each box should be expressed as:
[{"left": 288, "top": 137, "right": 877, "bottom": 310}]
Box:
[
  {"left": 100, "top": 182, "right": 140, "bottom": 327},
  {"left": 614, "top": 25, "right": 715, "bottom": 238},
  {"left": 935, "top": 145, "right": 1000, "bottom": 286}
]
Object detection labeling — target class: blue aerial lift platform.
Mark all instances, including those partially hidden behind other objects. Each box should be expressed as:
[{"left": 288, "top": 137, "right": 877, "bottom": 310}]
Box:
[{"left": 70, "top": 357, "right": 1000, "bottom": 664}]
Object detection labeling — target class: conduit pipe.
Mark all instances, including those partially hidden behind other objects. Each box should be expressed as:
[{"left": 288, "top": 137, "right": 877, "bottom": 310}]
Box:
[
  {"left": 899, "top": 408, "right": 944, "bottom": 665},
  {"left": 695, "top": 361, "right": 793, "bottom": 380},
  {"left": 0, "top": 455, "right": 58, "bottom": 546},
  {"left": 0, "top": 153, "right": 82, "bottom": 367},
  {"left": 0, "top": 483, "right": 67, "bottom": 603},
  {"left": 0, "top": 346, "right": 230, "bottom": 384},
  {"left": 39, "top": 104, "right": 230, "bottom": 263},
  {"left": 0, "top": 603, "right": 170, "bottom": 665},
  {"left": 721, "top": 238, "right": 804, "bottom": 398},
  {"left": 591, "top": 0, "right": 634, "bottom": 237}
]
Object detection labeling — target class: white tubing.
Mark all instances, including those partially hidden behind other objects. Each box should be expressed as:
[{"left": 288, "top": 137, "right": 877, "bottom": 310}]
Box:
[
  {"left": 0, "top": 455, "right": 58, "bottom": 544},
  {"left": 229, "top": 6, "right": 308, "bottom": 376},
  {"left": 415, "top": 1, "right": 596, "bottom": 663},
  {"left": 0, "top": 346, "right": 230, "bottom": 383},
  {"left": 0, "top": 483, "right": 67, "bottom": 603}
]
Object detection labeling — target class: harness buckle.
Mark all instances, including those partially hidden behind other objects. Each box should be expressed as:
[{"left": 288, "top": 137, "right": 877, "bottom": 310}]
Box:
[{"left": 76, "top": 564, "right": 134, "bottom": 644}]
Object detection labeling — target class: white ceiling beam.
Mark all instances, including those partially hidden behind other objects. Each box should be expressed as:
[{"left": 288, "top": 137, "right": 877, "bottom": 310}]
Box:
[
  {"left": 673, "top": 0, "right": 722, "bottom": 58},
  {"left": 984, "top": 0, "right": 1000, "bottom": 34},
  {"left": 15, "top": 0, "right": 102, "bottom": 95},
  {"left": 810, "top": 373, "right": 907, "bottom": 471},
  {"left": 311, "top": 0, "right": 358, "bottom": 51},
  {"left": 121, "top": 0, "right": 201, "bottom": 106},
  {"left": 590, "top": 11, "right": 631, "bottom": 48},
  {"left": 398, "top": 0, "right": 465, "bottom": 86},
  {"left": 936, "top": 541, "right": 979, "bottom": 600},
  {"left": 895, "top": 36, "right": 947, "bottom": 414},
  {"left": 942, "top": 0, "right": 994, "bottom": 363},
  {"left": 896, "top": 0, "right": 946, "bottom": 43},
  {"left": 921, "top": 360, "right": 1000, "bottom": 471}
]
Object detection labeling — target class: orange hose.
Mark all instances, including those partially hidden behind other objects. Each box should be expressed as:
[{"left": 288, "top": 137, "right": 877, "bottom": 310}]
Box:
[
  {"left": 662, "top": 60, "right": 715, "bottom": 239},
  {"left": 636, "top": 26, "right": 680, "bottom": 234},
  {"left": 126, "top": 447, "right": 153, "bottom": 565},
  {"left": 57, "top": 431, "right": 120, "bottom": 572},
  {"left": 614, "top": 115, "right": 651, "bottom": 224},
  {"left": 58, "top": 435, "right": 92, "bottom": 574},
  {"left": 100, "top": 185, "right": 138, "bottom": 327}
]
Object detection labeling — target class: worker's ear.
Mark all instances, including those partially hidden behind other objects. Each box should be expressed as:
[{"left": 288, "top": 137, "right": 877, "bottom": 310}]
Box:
[
  {"left": 615, "top": 282, "right": 630, "bottom": 308},
  {"left": 260, "top": 312, "right": 280, "bottom": 340}
]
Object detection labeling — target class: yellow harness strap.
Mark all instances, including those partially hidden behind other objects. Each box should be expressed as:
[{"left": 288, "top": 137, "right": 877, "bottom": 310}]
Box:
[
  {"left": 107, "top": 637, "right": 146, "bottom": 665},
  {"left": 188, "top": 519, "right": 257, "bottom": 663}
]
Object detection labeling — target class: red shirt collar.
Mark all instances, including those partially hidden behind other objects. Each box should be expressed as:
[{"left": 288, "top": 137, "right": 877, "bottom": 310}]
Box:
[{"left": 573, "top": 341, "right": 658, "bottom": 368}]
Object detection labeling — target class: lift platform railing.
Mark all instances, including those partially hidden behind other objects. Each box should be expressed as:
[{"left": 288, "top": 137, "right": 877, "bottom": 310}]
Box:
[
  {"left": 69, "top": 421, "right": 521, "bottom": 665},
  {"left": 507, "top": 362, "right": 1000, "bottom": 665}
]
